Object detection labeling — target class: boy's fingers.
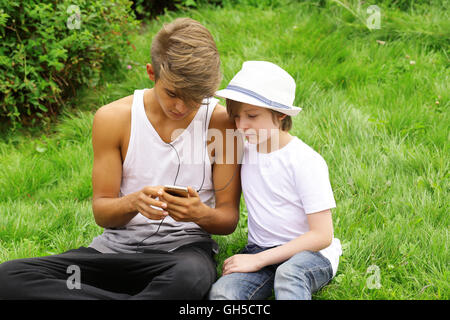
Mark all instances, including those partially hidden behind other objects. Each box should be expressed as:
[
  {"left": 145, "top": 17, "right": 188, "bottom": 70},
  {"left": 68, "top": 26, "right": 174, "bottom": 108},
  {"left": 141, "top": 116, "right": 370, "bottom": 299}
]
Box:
[
  {"left": 161, "top": 190, "right": 186, "bottom": 205},
  {"left": 142, "top": 186, "right": 164, "bottom": 197},
  {"left": 222, "top": 264, "right": 234, "bottom": 276},
  {"left": 224, "top": 256, "right": 233, "bottom": 264},
  {"left": 141, "top": 210, "right": 168, "bottom": 220},
  {"left": 137, "top": 203, "right": 168, "bottom": 220},
  {"left": 165, "top": 202, "right": 185, "bottom": 216},
  {"left": 187, "top": 187, "right": 199, "bottom": 198},
  {"left": 140, "top": 194, "right": 167, "bottom": 209}
]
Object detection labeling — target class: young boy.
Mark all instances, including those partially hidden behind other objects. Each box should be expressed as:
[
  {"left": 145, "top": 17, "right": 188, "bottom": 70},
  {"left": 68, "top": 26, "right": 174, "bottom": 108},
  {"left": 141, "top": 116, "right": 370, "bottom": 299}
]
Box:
[{"left": 209, "top": 61, "right": 342, "bottom": 300}]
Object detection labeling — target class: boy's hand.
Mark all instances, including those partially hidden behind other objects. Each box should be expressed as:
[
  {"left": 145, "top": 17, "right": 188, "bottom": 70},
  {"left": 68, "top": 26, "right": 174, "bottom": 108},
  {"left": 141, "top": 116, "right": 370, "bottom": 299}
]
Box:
[
  {"left": 160, "top": 187, "right": 208, "bottom": 223},
  {"left": 131, "top": 186, "right": 169, "bottom": 220},
  {"left": 222, "top": 254, "right": 264, "bottom": 275}
]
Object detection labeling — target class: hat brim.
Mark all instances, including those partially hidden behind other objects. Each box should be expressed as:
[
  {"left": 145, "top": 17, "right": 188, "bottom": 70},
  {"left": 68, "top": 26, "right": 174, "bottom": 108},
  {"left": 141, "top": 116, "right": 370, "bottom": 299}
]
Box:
[{"left": 215, "top": 88, "right": 302, "bottom": 116}]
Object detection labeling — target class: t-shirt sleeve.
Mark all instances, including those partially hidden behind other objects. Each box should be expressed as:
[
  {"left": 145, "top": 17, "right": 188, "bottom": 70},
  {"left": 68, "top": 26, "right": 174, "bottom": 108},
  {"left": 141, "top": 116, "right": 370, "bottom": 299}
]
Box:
[{"left": 294, "top": 153, "right": 336, "bottom": 214}]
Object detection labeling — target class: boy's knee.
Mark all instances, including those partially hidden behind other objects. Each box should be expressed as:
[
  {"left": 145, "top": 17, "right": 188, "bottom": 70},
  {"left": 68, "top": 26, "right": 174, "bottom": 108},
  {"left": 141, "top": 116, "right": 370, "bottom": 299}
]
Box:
[
  {"left": 208, "top": 276, "right": 246, "bottom": 300},
  {"left": 171, "top": 254, "right": 215, "bottom": 298},
  {"left": 274, "top": 262, "right": 309, "bottom": 289},
  {"left": 274, "top": 257, "right": 318, "bottom": 300},
  {"left": 209, "top": 281, "right": 236, "bottom": 300}
]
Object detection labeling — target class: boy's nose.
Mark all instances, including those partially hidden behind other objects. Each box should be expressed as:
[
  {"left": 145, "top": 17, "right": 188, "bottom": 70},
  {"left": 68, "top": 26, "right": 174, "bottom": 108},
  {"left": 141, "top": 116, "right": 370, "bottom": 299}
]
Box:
[
  {"left": 236, "top": 117, "right": 249, "bottom": 130},
  {"left": 174, "top": 100, "right": 188, "bottom": 113}
]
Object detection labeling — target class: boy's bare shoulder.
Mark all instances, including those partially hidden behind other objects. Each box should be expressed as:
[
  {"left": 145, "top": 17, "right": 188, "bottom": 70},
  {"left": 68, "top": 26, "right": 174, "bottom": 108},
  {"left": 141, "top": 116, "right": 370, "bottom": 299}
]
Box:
[
  {"left": 92, "top": 95, "right": 133, "bottom": 143},
  {"left": 94, "top": 95, "right": 133, "bottom": 122},
  {"left": 94, "top": 95, "right": 133, "bottom": 128},
  {"left": 209, "top": 103, "right": 235, "bottom": 131}
]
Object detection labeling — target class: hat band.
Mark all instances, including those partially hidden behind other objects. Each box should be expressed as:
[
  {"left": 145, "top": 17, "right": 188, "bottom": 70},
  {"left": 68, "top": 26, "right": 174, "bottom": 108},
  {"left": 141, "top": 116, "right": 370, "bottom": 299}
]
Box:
[{"left": 226, "top": 85, "right": 291, "bottom": 110}]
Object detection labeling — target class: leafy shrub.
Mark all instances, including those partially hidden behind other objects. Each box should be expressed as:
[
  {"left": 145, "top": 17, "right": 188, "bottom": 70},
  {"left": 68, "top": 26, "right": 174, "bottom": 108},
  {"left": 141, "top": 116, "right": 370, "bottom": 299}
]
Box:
[
  {"left": 0, "top": 0, "right": 139, "bottom": 128},
  {"left": 131, "top": 0, "right": 177, "bottom": 20},
  {"left": 131, "top": 0, "right": 223, "bottom": 21}
]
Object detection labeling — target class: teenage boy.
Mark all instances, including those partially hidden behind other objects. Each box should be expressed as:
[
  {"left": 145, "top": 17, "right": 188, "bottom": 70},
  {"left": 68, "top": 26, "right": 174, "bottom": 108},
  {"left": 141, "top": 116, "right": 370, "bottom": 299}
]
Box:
[{"left": 0, "top": 18, "right": 241, "bottom": 300}]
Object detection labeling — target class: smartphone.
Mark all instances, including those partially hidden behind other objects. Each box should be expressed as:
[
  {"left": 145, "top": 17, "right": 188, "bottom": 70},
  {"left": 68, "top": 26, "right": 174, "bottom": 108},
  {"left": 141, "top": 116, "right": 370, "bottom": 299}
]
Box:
[{"left": 164, "top": 185, "right": 189, "bottom": 198}]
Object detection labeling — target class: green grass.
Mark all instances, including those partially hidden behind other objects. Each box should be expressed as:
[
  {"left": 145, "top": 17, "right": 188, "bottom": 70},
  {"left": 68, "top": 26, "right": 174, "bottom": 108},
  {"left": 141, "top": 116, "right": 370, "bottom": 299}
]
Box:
[{"left": 0, "top": 0, "right": 448, "bottom": 299}]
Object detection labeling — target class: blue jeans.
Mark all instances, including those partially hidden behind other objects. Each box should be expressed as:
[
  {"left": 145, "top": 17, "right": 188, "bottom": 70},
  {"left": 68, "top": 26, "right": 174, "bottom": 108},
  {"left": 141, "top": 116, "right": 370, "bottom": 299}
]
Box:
[{"left": 209, "top": 243, "right": 333, "bottom": 300}]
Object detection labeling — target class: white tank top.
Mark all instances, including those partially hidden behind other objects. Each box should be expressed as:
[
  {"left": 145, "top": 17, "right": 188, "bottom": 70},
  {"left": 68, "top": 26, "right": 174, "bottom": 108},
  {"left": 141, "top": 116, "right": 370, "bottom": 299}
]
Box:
[{"left": 89, "top": 89, "right": 219, "bottom": 253}]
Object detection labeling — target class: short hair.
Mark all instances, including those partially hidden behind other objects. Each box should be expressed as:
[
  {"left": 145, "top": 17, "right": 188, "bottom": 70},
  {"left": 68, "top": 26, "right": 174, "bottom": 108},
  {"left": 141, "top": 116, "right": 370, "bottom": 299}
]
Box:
[
  {"left": 225, "top": 99, "right": 292, "bottom": 131},
  {"left": 150, "top": 18, "right": 222, "bottom": 106}
]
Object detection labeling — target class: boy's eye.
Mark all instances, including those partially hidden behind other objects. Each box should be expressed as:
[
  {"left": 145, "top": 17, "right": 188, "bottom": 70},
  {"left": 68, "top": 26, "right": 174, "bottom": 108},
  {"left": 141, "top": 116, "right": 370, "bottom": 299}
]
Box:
[
  {"left": 247, "top": 114, "right": 258, "bottom": 118},
  {"left": 166, "top": 90, "right": 176, "bottom": 98}
]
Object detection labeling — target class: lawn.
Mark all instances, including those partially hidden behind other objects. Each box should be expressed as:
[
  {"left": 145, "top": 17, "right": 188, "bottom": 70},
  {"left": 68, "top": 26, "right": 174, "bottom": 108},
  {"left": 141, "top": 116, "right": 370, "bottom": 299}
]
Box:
[{"left": 0, "top": 1, "right": 448, "bottom": 299}]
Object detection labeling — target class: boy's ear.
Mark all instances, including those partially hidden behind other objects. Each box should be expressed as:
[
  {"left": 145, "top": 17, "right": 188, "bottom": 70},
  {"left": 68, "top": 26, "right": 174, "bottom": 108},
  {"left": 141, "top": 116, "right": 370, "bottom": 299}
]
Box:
[
  {"left": 279, "top": 114, "right": 287, "bottom": 121},
  {"left": 147, "top": 63, "right": 156, "bottom": 81}
]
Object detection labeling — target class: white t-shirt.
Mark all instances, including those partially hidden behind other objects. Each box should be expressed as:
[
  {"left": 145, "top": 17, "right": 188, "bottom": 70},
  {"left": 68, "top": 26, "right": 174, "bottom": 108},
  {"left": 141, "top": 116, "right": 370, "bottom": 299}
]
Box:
[{"left": 241, "top": 136, "right": 342, "bottom": 277}]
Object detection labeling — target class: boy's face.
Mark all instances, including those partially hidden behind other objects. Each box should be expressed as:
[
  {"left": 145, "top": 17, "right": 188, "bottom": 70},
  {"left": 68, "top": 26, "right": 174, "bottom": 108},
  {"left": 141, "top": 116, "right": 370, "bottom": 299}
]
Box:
[
  {"left": 147, "top": 63, "right": 200, "bottom": 120},
  {"left": 153, "top": 79, "right": 200, "bottom": 120},
  {"left": 234, "top": 103, "right": 281, "bottom": 145}
]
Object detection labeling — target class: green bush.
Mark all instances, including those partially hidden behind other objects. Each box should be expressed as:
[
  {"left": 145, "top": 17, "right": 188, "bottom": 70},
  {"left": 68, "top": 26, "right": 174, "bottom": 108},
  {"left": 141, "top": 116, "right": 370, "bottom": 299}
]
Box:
[
  {"left": 0, "top": 0, "right": 139, "bottom": 128},
  {"left": 131, "top": 0, "right": 223, "bottom": 21}
]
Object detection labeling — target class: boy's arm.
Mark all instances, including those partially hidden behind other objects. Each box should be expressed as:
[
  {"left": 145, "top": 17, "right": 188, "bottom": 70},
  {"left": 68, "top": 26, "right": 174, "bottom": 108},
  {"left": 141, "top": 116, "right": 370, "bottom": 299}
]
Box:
[
  {"left": 91, "top": 99, "right": 168, "bottom": 228},
  {"left": 222, "top": 209, "right": 333, "bottom": 275},
  {"left": 161, "top": 105, "right": 242, "bottom": 235}
]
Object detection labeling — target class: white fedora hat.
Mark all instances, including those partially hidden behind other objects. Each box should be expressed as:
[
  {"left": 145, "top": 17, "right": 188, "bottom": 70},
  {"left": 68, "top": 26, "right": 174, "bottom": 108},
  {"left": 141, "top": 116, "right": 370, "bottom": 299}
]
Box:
[{"left": 215, "top": 61, "right": 302, "bottom": 116}]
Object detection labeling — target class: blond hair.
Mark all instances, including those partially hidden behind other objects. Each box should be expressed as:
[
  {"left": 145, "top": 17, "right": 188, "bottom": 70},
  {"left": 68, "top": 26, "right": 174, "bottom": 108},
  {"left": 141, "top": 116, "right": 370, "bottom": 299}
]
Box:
[{"left": 151, "top": 18, "right": 221, "bottom": 106}]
